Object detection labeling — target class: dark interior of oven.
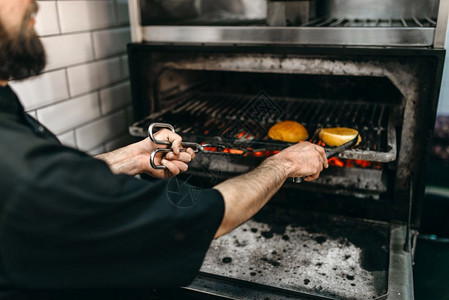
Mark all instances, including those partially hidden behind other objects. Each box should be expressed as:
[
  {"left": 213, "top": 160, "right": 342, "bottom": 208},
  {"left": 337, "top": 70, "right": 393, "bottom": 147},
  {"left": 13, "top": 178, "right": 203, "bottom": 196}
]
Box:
[
  {"left": 129, "top": 66, "right": 410, "bottom": 299},
  {"left": 132, "top": 69, "right": 402, "bottom": 201}
]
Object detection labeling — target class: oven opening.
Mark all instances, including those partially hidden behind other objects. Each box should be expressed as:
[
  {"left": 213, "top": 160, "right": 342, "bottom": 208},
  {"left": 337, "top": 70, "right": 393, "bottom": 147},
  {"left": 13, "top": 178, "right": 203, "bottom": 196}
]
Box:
[{"left": 130, "top": 69, "right": 402, "bottom": 199}]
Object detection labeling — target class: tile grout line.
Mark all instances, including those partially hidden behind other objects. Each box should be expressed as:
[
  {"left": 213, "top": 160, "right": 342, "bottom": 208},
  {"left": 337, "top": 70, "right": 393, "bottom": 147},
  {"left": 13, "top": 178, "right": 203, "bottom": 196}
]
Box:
[
  {"left": 64, "top": 67, "right": 72, "bottom": 98},
  {"left": 54, "top": 0, "right": 63, "bottom": 35}
]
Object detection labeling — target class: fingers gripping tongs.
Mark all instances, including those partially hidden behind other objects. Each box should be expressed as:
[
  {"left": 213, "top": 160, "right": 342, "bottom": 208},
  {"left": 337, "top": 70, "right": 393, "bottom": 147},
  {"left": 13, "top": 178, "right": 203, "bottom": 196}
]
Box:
[
  {"left": 292, "top": 135, "right": 359, "bottom": 183},
  {"left": 148, "top": 123, "right": 225, "bottom": 170}
]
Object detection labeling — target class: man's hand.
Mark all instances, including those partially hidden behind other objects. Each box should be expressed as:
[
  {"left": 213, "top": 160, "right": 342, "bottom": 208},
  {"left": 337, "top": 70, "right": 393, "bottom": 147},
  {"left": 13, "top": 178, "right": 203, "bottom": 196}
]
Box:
[
  {"left": 274, "top": 142, "right": 329, "bottom": 181},
  {"left": 95, "top": 129, "right": 195, "bottom": 178},
  {"left": 140, "top": 129, "right": 196, "bottom": 178}
]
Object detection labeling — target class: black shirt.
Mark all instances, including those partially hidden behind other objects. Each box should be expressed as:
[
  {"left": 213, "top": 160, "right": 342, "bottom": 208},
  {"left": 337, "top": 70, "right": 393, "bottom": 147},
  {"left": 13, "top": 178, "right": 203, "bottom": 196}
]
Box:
[{"left": 0, "top": 85, "right": 224, "bottom": 299}]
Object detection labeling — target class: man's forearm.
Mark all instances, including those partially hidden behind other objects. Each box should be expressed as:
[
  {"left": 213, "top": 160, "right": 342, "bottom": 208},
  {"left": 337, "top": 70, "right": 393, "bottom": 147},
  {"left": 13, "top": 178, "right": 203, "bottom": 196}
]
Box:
[
  {"left": 213, "top": 156, "right": 290, "bottom": 238},
  {"left": 95, "top": 145, "right": 141, "bottom": 176}
]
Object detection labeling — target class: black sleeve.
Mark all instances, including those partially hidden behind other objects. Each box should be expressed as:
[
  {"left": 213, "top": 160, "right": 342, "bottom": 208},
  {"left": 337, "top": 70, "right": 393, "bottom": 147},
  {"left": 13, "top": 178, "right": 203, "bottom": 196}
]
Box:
[{"left": 0, "top": 142, "right": 224, "bottom": 290}]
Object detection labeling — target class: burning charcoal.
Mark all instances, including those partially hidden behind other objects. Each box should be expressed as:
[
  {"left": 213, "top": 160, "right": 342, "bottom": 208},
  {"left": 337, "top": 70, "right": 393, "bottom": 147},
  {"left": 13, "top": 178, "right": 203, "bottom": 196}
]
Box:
[{"left": 304, "top": 279, "right": 310, "bottom": 285}]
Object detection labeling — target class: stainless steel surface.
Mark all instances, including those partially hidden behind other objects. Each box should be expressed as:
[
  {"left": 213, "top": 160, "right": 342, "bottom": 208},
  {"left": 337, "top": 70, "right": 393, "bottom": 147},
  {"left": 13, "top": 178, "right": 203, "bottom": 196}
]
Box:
[
  {"left": 148, "top": 122, "right": 176, "bottom": 146},
  {"left": 434, "top": 0, "right": 449, "bottom": 48},
  {"left": 301, "top": 17, "right": 436, "bottom": 27},
  {"left": 316, "top": 0, "right": 439, "bottom": 19},
  {"left": 129, "top": 0, "right": 143, "bottom": 42},
  {"left": 139, "top": 0, "right": 266, "bottom": 25},
  {"left": 132, "top": 0, "right": 448, "bottom": 47},
  {"left": 148, "top": 122, "right": 224, "bottom": 169},
  {"left": 387, "top": 224, "right": 415, "bottom": 300},
  {"left": 267, "top": 1, "right": 315, "bottom": 26},
  {"left": 142, "top": 26, "right": 435, "bottom": 47},
  {"left": 148, "top": 122, "right": 200, "bottom": 170}
]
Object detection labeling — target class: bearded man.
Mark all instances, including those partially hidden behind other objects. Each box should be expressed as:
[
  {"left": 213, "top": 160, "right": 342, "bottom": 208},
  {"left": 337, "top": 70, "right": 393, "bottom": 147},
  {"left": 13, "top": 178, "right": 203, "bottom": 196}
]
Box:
[{"left": 0, "top": 1, "right": 328, "bottom": 298}]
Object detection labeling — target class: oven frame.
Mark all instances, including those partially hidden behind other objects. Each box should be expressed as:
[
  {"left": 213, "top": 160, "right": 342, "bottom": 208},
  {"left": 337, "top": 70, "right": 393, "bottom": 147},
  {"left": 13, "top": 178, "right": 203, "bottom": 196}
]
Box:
[
  {"left": 127, "top": 44, "right": 445, "bottom": 230},
  {"left": 127, "top": 0, "right": 449, "bottom": 48}
]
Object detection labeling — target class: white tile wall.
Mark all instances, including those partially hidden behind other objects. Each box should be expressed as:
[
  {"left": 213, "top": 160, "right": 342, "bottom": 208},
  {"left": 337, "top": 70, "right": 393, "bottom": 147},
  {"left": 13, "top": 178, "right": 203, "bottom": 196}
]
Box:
[
  {"left": 121, "top": 55, "right": 129, "bottom": 79},
  {"left": 105, "top": 134, "right": 135, "bottom": 152},
  {"left": 36, "top": 92, "right": 101, "bottom": 134},
  {"left": 57, "top": 131, "right": 77, "bottom": 148},
  {"left": 35, "top": 1, "right": 59, "bottom": 36},
  {"left": 67, "top": 57, "right": 122, "bottom": 96},
  {"left": 57, "top": 1, "right": 116, "bottom": 33},
  {"left": 11, "top": 0, "right": 132, "bottom": 154},
  {"left": 93, "top": 28, "right": 131, "bottom": 59},
  {"left": 42, "top": 33, "right": 94, "bottom": 71},
  {"left": 87, "top": 145, "right": 106, "bottom": 156},
  {"left": 11, "top": 70, "right": 69, "bottom": 110},
  {"left": 116, "top": 0, "right": 130, "bottom": 25},
  {"left": 75, "top": 110, "right": 127, "bottom": 151},
  {"left": 99, "top": 81, "right": 131, "bottom": 114}
]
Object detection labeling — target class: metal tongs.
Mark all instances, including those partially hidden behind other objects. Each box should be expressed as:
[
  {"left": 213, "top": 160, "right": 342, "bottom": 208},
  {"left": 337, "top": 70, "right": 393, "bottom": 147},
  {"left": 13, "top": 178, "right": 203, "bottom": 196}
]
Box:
[
  {"left": 292, "top": 134, "right": 359, "bottom": 183},
  {"left": 148, "top": 123, "right": 225, "bottom": 170}
]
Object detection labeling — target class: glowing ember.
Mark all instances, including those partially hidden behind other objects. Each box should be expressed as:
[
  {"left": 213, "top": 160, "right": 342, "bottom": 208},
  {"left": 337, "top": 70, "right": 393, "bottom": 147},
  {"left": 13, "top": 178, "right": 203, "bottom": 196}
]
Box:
[
  {"left": 201, "top": 143, "right": 380, "bottom": 169},
  {"left": 237, "top": 131, "right": 246, "bottom": 139},
  {"left": 226, "top": 149, "right": 245, "bottom": 155},
  {"left": 329, "top": 157, "right": 345, "bottom": 167}
]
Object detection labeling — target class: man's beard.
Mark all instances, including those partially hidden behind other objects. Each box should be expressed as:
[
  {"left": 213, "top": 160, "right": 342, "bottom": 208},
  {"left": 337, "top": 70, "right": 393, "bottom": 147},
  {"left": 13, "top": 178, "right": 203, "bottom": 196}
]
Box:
[{"left": 0, "top": 3, "right": 46, "bottom": 81}]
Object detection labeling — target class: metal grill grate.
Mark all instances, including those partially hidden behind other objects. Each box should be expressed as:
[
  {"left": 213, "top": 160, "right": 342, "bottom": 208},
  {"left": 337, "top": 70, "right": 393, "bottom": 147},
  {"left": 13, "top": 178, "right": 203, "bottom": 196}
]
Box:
[
  {"left": 301, "top": 17, "right": 436, "bottom": 28},
  {"left": 130, "top": 92, "right": 397, "bottom": 162}
]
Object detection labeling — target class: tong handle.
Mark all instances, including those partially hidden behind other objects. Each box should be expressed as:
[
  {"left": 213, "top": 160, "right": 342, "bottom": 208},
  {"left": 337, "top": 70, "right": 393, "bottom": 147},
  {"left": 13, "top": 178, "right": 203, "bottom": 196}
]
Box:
[
  {"left": 149, "top": 123, "right": 202, "bottom": 151},
  {"left": 292, "top": 177, "right": 305, "bottom": 183},
  {"left": 148, "top": 123, "right": 204, "bottom": 170},
  {"left": 148, "top": 123, "right": 175, "bottom": 145},
  {"left": 150, "top": 149, "right": 171, "bottom": 170},
  {"left": 150, "top": 148, "right": 191, "bottom": 170}
]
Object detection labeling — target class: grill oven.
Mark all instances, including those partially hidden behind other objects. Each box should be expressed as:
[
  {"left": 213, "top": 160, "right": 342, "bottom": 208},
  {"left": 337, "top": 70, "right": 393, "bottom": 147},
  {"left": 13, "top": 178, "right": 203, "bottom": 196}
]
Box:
[{"left": 127, "top": 1, "right": 448, "bottom": 299}]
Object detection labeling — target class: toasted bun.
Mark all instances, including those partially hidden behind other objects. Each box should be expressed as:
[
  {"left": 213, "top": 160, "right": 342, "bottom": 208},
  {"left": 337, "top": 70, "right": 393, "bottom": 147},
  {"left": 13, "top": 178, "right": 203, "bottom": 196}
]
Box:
[
  {"left": 268, "top": 121, "right": 309, "bottom": 143},
  {"left": 319, "top": 127, "right": 362, "bottom": 147}
]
